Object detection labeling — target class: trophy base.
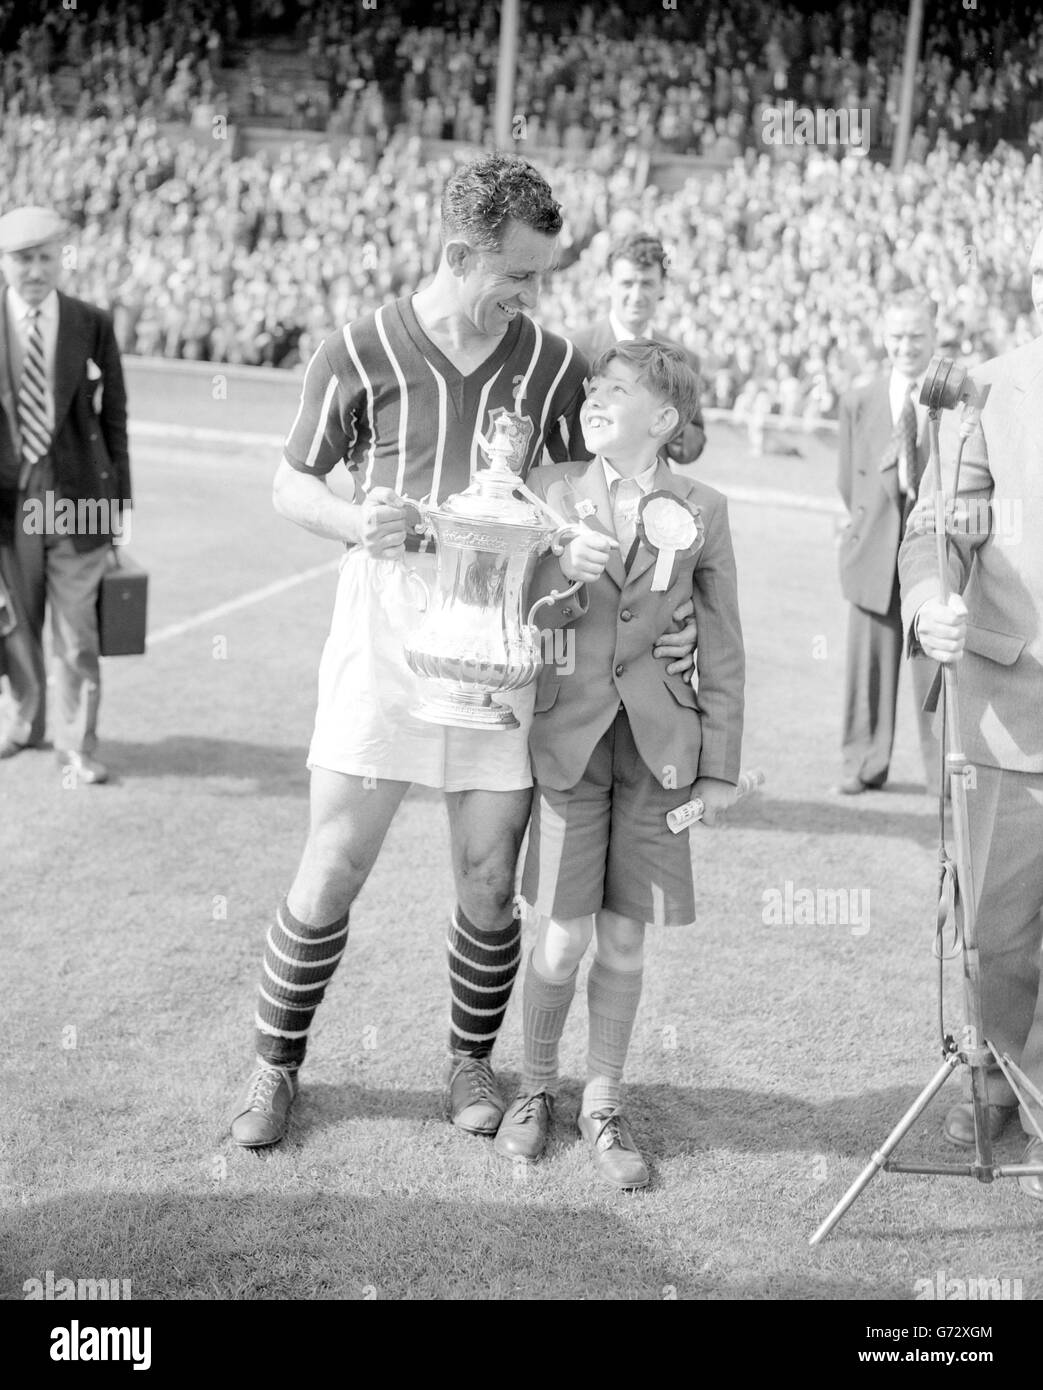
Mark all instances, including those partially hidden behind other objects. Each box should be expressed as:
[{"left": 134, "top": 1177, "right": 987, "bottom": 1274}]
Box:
[{"left": 412, "top": 689, "right": 519, "bottom": 731}]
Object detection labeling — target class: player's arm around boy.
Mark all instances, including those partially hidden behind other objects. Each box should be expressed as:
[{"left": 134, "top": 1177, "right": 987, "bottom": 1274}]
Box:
[{"left": 492, "top": 342, "right": 746, "bottom": 1188}]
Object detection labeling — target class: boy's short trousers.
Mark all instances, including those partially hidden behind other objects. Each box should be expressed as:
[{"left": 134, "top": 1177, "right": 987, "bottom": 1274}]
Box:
[
  {"left": 308, "top": 548, "right": 535, "bottom": 792},
  {"left": 521, "top": 708, "right": 696, "bottom": 926}
]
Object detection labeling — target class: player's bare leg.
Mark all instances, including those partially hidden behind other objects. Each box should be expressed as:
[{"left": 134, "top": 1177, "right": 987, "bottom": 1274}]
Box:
[
  {"left": 441, "top": 786, "right": 532, "bottom": 1133},
  {"left": 230, "top": 770, "right": 409, "bottom": 1147},
  {"left": 288, "top": 769, "right": 410, "bottom": 924}
]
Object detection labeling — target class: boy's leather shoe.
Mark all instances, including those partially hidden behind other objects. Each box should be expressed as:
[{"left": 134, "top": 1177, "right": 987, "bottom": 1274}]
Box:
[
  {"left": 443, "top": 1053, "right": 505, "bottom": 1135},
  {"left": 578, "top": 1108, "right": 649, "bottom": 1190},
  {"left": 942, "top": 1101, "right": 1017, "bottom": 1148},
  {"left": 1018, "top": 1139, "right": 1043, "bottom": 1200},
  {"left": 57, "top": 750, "right": 109, "bottom": 784},
  {"left": 230, "top": 1062, "right": 297, "bottom": 1147},
  {"left": 494, "top": 1091, "right": 553, "bottom": 1163}
]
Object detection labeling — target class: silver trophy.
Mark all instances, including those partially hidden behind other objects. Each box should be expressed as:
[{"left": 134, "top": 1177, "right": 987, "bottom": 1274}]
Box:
[{"left": 403, "top": 415, "right": 579, "bottom": 730}]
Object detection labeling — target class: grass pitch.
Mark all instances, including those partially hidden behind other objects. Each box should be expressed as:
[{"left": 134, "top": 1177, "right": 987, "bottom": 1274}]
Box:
[{"left": 1, "top": 419, "right": 1040, "bottom": 1303}]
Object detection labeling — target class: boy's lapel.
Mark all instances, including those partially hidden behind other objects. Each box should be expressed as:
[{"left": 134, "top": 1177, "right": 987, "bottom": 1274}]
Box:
[
  {"left": 625, "top": 462, "right": 697, "bottom": 589},
  {"left": 549, "top": 459, "right": 626, "bottom": 590}
]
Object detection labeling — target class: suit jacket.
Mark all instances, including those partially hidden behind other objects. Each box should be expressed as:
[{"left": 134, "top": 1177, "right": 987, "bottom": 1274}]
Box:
[
  {"left": 525, "top": 458, "right": 744, "bottom": 792},
  {"left": 569, "top": 318, "right": 706, "bottom": 463},
  {"left": 899, "top": 335, "right": 1043, "bottom": 771},
  {"left": 0, "top": 288, "right": 130, "bottom": 551},
  {"left": 837, "top": 373, "right": 928, "bottom": 615}
]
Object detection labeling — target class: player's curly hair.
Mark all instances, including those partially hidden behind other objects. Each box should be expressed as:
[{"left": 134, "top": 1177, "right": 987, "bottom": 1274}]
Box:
[
  {"left": 440, "top": 153, "right": 563, "bottom": 250},
  {"left": 591, "top": 339, "right": 700, "bottom": 442},
  {"left": 606, "top": 233, "right": 670, "bottom": 276}
]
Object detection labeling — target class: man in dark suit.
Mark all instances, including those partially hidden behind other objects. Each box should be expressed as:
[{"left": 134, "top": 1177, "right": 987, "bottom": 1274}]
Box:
[
  {"left": 0, "top": 205, "right": 130, "bottom": 783},
  {"left": 835, "top": 289, "right": 939, "bottom": 795},
  {"left": 569, "top": 232, "right": 706, "bottom": 464}
]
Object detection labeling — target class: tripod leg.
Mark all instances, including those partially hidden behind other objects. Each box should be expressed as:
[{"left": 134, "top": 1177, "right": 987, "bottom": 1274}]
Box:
[{"left": 809, "top": 1053, "right": 961, "bottom": 1246}]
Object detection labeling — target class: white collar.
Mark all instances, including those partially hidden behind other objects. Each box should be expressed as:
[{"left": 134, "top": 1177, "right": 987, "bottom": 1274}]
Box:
[
  {"left": 889, "top": 367, "right": 926, "bottom": 399},
  {"left": 7, "top": 286, "right": 59, "bottom": 323},
  {"left": 609, "top": 310, "right": 648, "bottom": 342},
  {"left": 601, "top": 455, "right": 659, "bottom": 493}
]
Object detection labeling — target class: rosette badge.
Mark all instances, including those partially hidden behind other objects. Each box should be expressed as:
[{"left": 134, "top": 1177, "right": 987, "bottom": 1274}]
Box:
[{"left": 636, "top": 492, "right": 704, "bottom": 590}]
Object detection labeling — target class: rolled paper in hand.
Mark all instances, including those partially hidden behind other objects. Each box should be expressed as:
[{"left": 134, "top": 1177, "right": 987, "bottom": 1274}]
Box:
[{"left": 666, "top": 768, "right": 765, "bottom": 833}]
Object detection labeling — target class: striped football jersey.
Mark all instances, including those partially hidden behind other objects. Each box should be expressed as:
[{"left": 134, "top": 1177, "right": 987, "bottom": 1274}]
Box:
[{"left": 283, "top": 296, "right": 590, "bottom": 503}]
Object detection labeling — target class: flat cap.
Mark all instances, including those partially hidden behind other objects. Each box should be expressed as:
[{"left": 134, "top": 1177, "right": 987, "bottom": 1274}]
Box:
[{"left": 0, "top": 206, "right": 67, "bottom": 253}]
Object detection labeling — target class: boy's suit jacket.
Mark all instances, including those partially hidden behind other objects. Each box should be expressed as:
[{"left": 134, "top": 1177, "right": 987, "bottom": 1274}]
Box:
[
  {"left": 900, "top": 335, "right": 1043, "bottom": 771},
  {"left": 0, "top": 289, "right": 129, "bottom": 550},
  {"left": 525, "top": 457, "right": 744, "bottom": 792}
]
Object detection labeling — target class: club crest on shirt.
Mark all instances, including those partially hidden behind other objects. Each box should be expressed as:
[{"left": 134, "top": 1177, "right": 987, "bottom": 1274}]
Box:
[{"left": 486, "top": 406, "right": 534, "bottom": 474}]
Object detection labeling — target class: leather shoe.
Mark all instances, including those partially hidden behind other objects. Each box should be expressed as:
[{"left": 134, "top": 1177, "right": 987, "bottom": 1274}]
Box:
[
  {"left": 57, "top": 750, "right": 109, "bottom": 784},
  {"left": 836, "top": 775, "right": 885, "bottom": 796},
  {"left": 0, "top": 735, "right": 41, "bottom": 759},
  {"left": 443, "top": 1053, "right": 505, "bottom": 1135},
  {"left": 1018, "top": 1138, "right": 1043, "bottom": 1200},
  {"left": 577, "top": 1108, "right": 650, "bottom": 1190},
  {"left": 230, "top": 1061, "right": 298, "bottom": 1147},
  {"left": 494, "top": 1091, "right": 553, "bottom": 1163},
  {"left": 943, "top": 1101, "right": 1017, "bottom": 1148}
]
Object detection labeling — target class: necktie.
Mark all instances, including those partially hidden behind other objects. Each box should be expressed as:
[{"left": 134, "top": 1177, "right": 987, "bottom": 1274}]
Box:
[
  {"left": 17, "top": 309, "right": 51, "bottom": 467},
  {"left": 611, "top": 477, "right": 641, "bottom": 560},
  {"left": 896, "top": 382, "right": 918, "bottom": 496}
]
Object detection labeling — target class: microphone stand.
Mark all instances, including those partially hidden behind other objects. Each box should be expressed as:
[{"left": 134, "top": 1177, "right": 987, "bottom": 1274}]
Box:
[{"left": 809, "top": 402, "right": 1043, "bottom": 1245}]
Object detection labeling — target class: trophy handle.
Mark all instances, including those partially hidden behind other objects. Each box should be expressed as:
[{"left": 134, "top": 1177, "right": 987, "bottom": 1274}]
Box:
[
  {"left": 527, "top": 579, "right": 583, "bottom": 627},
  {"left": 404, "top": 566, "right": 430, "bottom": 614},
  {"left": 401, "top": 495, "right": 432, "bottom": 537},
  {"left": 549, "top": 522, "right": 581, "bottom": 557}
]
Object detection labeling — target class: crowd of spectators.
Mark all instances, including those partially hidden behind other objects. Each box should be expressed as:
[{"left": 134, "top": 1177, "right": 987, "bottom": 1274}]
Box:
[
  {"left": 2, "top": 1, "right": 1043, "bottom": 419},
  {"left": 3, "top": 0, "right": 1043, "bottom": 158},
  {"left": 543, "top": 138, "right": 1043, "bottom": 421},
  {"left": 3, "top": 93, "right": 1041, "bottom": 421}
]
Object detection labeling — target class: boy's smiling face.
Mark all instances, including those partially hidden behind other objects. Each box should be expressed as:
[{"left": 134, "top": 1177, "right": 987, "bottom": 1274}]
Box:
[{"left": 581, "top": 358, "right": 676, "bottom": 468}]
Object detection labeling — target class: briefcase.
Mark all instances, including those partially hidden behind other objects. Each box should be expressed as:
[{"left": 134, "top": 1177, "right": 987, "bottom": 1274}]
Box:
[{"left": 97, "top": 549, "right": 148, "bottom": 656}]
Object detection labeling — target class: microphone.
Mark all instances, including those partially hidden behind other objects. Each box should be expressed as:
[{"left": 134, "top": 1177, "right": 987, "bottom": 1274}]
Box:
[{"left": 920, "top": 355, "right": 990, "bottom": 427}]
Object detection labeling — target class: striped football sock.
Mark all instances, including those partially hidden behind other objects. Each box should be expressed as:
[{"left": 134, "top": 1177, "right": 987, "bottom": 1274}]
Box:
[
  {"left": 583, "top": 958, "right": 643, "bottom": 1115},
  {"left": 446, "top": 907, "right": 521, "bottom": 1057},
  {"left": 254, "top": 898, "right": 350, "bottom": 1068},
  {"left": 520, "top": 951, "right": 578, "bottom": 1096}
]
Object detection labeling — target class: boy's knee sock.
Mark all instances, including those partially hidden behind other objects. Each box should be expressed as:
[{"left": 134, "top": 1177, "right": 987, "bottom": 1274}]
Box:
[
  {"left": 254, "top": 897, "right": 350, "bottom": 1069},
  {"left": 446, "top": 906, "right": 521, "bottom": 1057},
  {"left": 520, "top": 951, "right": 578, "bottom": 1095},
  {"left": 583, "top": 957, "right": 643, "bottom": 1115}
]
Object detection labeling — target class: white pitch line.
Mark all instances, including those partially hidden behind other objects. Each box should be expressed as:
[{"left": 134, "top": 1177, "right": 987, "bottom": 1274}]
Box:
[
  {"left": 132, "top": 419, "right": 845, "bottom": 514},
  {"left": 147, "top": 558, "right": 342, "bottom": 646},
  {"left": 130, "top": 421, "right": 285, "bottom": 449},
  {"left": 720, "top": 484, "right": 845, "bottom": 516}
]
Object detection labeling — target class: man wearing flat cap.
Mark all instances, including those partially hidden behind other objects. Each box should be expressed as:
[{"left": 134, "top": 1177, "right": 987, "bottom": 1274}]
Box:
[{"left": 0, "top": 205, "right": 130, "bottom": 782}]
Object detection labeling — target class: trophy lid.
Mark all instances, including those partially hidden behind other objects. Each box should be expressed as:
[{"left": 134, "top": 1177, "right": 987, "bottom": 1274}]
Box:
[{"left": 439, "top": 416, "right": 546, "bottom": 527}]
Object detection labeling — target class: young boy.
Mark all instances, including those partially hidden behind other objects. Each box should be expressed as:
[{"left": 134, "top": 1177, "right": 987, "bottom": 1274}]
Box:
[{"left": 494, "top": 340, "right": 745, "bottom": 1188}]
